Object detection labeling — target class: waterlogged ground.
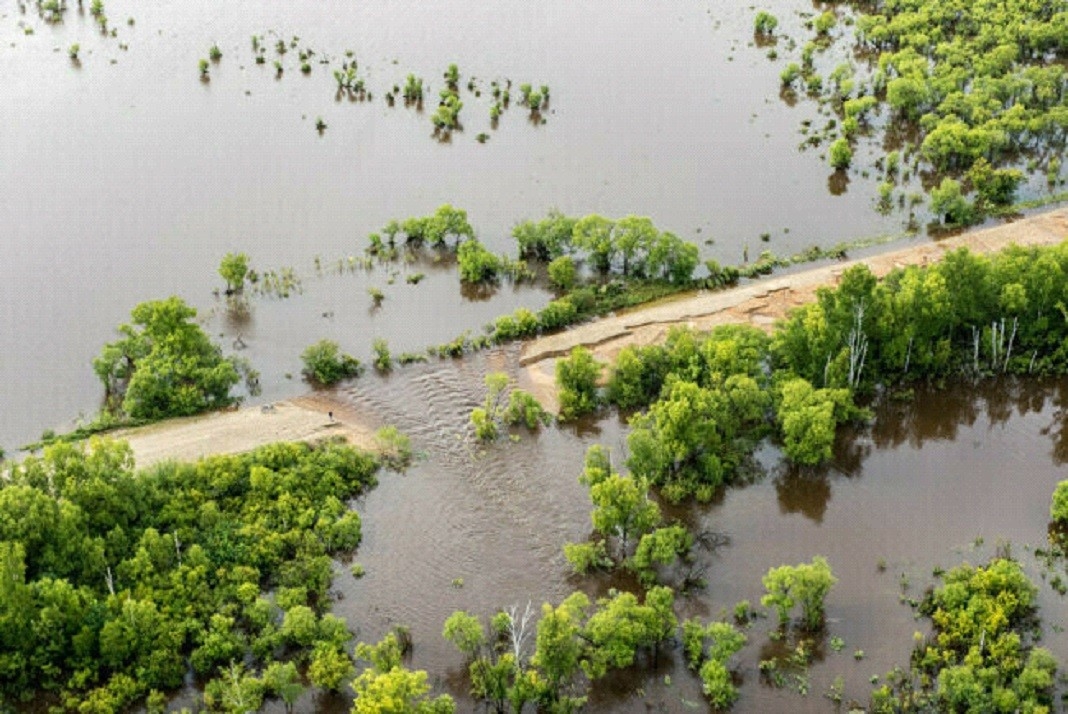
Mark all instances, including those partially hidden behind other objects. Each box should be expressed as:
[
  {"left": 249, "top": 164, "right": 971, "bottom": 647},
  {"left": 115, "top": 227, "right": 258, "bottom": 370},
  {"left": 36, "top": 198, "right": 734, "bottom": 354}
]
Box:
[
  {"left": 0, "top": 0, "right": 926, "bottom": 450},
  {"left": 322, "top": 352, "right": 1068, "bottom": 713},
  {"left": 5, "top": 2, "right": 1068, "bottom": 712}
]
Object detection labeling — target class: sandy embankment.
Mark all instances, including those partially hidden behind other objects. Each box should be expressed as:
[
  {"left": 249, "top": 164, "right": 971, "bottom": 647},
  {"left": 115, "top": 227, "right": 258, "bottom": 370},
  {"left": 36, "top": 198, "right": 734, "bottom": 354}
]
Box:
[
  {"left": 519, "top": 208, "right": 1068, "bottom": 412},
  {"left": 115, "top": 208, "right": 1067, "bottom": 464},
  {"left": 114, "top": 395, "right": 377, "bottom": 469}
]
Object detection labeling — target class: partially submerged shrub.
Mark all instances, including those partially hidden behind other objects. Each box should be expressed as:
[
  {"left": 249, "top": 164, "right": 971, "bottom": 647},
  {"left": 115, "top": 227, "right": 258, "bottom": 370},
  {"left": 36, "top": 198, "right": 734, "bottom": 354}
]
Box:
[{"left": 301, "top": 340, "right": 363, "bottom": 385}]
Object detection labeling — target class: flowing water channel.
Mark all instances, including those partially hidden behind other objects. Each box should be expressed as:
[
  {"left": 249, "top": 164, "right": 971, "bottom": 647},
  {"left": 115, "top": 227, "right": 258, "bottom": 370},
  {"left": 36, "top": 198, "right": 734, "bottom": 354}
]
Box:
[
  {"left": 322, "top": 357, "right": 1068, "bottom": 713},
  {"left": 4, "top": 1, "right": 1068, "bottom": 711},
  {"left": 3, "top": 0, "right": 928, "bottom": 450}
]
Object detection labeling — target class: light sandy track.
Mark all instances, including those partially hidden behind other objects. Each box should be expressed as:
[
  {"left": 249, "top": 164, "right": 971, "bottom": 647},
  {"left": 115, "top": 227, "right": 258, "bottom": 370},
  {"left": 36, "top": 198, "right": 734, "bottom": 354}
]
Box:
[
  {"left": 112, "top": 395, "right": 376, "bottom": 468},
  {"left": 519, "top": 208, "right": 1068, "bottom": 412},
  {"left": 105, "top": 209, "right": 1068, "bottom": 461}
]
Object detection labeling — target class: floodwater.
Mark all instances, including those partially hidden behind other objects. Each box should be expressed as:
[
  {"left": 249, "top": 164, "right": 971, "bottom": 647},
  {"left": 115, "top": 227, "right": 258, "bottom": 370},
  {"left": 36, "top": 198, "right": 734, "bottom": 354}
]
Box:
[
  {"left": 321, "top": 360, "right": 1068, "bottom": 713},
  {"left": 4, "top": 1, "right": 1068, "bottom": 712},
  {"left": 2, "top": 0, "right": 938, "bottom": 450}
]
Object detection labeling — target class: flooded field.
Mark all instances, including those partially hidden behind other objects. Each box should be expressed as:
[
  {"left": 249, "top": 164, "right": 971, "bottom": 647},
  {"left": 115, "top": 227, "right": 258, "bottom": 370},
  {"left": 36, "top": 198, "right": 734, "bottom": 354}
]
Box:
[
  {"left": 2, "top": 0, "right": 926, "bottom": 450},
  {"left": 3, "top": 1, "right": 1068, "bottom": 711},
  {"left": 322, "top": 355, "right": 1068, "bottom": 712}
]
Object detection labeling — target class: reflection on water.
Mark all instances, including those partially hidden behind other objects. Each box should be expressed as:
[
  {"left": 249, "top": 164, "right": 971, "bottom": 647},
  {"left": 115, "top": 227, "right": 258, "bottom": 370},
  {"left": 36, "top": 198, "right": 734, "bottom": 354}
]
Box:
[
  {"left": 775, "top": 467, "right": 833, "bottom": 524},
  {"left": 1, "top": 0, "right": 910, "bottom": 449},
  {"left": 296, "top": 356, "right": 1068, "bottom": 712}
]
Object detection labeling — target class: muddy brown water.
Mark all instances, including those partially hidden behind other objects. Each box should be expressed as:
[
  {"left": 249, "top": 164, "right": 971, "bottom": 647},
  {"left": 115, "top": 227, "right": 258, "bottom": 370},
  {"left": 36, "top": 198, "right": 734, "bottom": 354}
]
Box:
[
  {"left": 288, "top": 351, "right": 1068, "bottom": 713},
  {"left": 1, "top": 0, "right": 963, "bottom": 451},
  {"left": 5, "top": 2, "right": 1068, "bottom": 711}
]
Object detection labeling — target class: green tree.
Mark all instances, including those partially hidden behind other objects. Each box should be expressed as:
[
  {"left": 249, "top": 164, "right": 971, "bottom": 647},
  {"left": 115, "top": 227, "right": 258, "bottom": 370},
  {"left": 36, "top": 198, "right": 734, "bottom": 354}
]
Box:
[
  {"left": 555, "top": 347, "right": 602, "bottom": 421},
  {"left": 581, "top": 587, "right": 677, "bottom": 679},
  {"left": 425, "top": 204, "right": 474, "bottom": 248},
  {"left": 930, "top": 178, "right": 975, "bottom": 226},
  {"left": 968, "top": 158, "right": 1023, "bottom": 208},
  {"left": 754, "top": 11, "right": 778, "bottom": 34},
  {"left": 776, "top": 378, "right": 853, "bottom": 466},
  {"left": 93, "top": 297, "right": 241, "bottom": 419},
  {"left": 308, "top": 642, "right": 355, "bottom": 692},
  {"left": 1053, "top": 480, "right": 1068, "bottom": 524},
  {"left": 547, "top": 255, "right": 577, "bottom": 291},
  {"left": 626, "top": 377, "right": 740, "bottom": 501},
  {"left": 442, "top": 611, "right": 485, "bottom": 659},
  {"left": 352, "top": 633, "right": 455, "bottom": 713},
  {"left": 761, "top": 556, "right": 836, "bottom": 631},
  {"left": 301, "top": 340, "right": 363, "bottom": 386},
  {"left": 512, "top": 210, "right": 576, "bottom": 261},
  {"left": 458, "top": 239, "right": 502, "bottom": 283},
  {"left": 681, "top": 618, "right": 747, "bottom": 708},
  {"left": 262, "top": 661, "right": 303, "bottom": 712},
  {"left": 532, "top": 593, "right": 589, "bottom": 699},
  {"left": 628, "top": 525, "right": 693, "bottom": 586},
  {"left": 571, "top": 215, "right": 617, "bottom": 274},
  {"left": 586, "top": 471, "right": 659, "bottom": 557},
  {"left": 218, "top": 253, "right": 250, "bottom": 295},
  {"left": 829, "top": 138, "right": 852, "bottom": 170},
  {"left": 203, "top": 663, "right": 264, "bottom": 714}
]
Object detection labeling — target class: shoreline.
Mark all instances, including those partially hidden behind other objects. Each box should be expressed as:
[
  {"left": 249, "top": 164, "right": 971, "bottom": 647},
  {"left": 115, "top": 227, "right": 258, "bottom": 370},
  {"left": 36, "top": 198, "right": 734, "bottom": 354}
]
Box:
[
  {"left": 61, "top": 207, "right": 1068, "bottom": 464},
  {"left": 108, "top": 395, "right": 378, "bottom": 469},
  {"left": 519, "top": 208, "right": 1068, "bottom": 412}
]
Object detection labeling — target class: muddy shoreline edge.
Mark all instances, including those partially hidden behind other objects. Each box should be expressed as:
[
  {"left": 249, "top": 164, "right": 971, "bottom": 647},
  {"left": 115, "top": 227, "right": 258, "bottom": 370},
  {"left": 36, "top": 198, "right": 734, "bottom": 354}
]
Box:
[{"left": 110, "top": 207, "right": 1067, "bottom": 464}]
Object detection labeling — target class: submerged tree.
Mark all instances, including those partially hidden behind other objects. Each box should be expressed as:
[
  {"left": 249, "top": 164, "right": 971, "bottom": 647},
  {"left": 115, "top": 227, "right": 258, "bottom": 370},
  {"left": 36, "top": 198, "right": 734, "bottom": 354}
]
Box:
[
  {"left": 93, "top": 297, "right": 241, "bottom": 419},
  {"left": 761, "top": 556, "right": 836, "bottom": 631}
]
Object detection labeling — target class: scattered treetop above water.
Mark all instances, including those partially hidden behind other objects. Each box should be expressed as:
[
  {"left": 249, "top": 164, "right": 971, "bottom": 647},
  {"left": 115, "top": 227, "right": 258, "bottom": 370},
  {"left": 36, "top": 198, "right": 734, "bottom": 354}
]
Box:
[
  {"left": 773, "top": 0, "right": 1068, "bottom": 220},
  {"left": 92, "top": 296, "right": 243, "bottom": 421}
]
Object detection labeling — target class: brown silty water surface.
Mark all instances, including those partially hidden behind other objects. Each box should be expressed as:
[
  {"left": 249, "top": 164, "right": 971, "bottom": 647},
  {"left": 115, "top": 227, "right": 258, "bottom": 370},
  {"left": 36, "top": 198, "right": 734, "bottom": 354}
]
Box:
[
  {"left": 5, "top": 2, "right": 1068, "bottom": 712},
  {"left": 274, "top": 348, "right": 1068, "bottom": 713},
  {"left": 3, "top": 0, "right": 925, "bottom": 450}
]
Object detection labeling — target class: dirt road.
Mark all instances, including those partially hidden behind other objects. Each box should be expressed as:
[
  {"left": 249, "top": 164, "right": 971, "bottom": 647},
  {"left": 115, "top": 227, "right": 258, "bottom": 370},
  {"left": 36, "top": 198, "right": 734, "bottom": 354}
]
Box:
[
  {"left": 519, "top": 208, "right": 1068, "bottom": 411},
  {"left": 113, "top": 395, "right": 377, "bottom": 469},
  {"left": 112, "top": 208, "right": 1067, "bottom": 461}
]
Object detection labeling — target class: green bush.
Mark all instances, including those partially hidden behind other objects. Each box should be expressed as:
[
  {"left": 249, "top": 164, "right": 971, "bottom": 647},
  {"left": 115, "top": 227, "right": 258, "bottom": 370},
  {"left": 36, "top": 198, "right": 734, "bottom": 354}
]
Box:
[
  {"left": 93, "top": 297, "right": 241, "bottom": 420},
  {"left": 1051, "top": 481, "right": 1068, "bottom": 524},
  {"left": 503, "top": 390, "right": 551, "bottom": 429},
  {"left": 493, "top": 308, "right": 539, "bottom": 342},
  {"left": 470, "top": 407, "right": 498, "bottom": 441},
  {"left": 537, "top": 298, "right": 579, "bottom": 331},
  {"left": 547, "top": 255, "right": 577, "bottom": 290},
  {"left": 372, "top": 338, "right": 392, "bottom": 372},
  {"left": 300, "top": 340, "right": 363, "bottom": 386}
]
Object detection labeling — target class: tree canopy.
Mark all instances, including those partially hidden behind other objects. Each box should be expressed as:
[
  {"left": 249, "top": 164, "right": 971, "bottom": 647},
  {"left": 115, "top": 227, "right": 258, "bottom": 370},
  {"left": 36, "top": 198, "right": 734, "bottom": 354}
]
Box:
[
  {"left": 0, "top": 437, "right": 382, "bottom": 710},
  {"left": 93, "top": 297, "right": 241, "bottom": 420}
]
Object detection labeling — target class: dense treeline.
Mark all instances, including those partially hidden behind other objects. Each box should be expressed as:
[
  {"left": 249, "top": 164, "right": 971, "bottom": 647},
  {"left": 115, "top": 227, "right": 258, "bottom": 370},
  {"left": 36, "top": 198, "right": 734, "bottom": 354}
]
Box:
[
  {"left": 0, "top": 438, "right": 392, "bottom": 711},
  {"left": 773, "top": 242, "right": 1068, "bottom": 387},
  {"left": 871, "top": 558, "right": 1056, "bottom": 712},
  {"left": 776, "top": 0, "right": 1067, "bottom": 220},
  {"left": 553, "top": 241, "right": 1068, "bottom": 495}
]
